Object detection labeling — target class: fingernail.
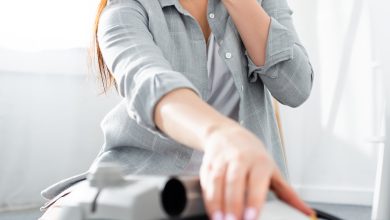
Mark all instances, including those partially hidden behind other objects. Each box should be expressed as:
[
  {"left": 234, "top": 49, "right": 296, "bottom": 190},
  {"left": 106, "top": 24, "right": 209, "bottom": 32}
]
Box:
[
  {"left": 225, "top": 213, "right": 236, "bottom": 220},
  {"left": 212, "top": 211, "right": 223, "bottom": 220},
  {"left": 244, "top": 207, "right": 257, "bottom": 220}
]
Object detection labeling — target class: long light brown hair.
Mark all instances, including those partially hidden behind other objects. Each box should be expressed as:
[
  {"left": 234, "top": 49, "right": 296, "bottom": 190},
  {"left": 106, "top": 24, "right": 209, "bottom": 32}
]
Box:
[{"left": 90, "top": 0, "right": 117, "bottom": 93}]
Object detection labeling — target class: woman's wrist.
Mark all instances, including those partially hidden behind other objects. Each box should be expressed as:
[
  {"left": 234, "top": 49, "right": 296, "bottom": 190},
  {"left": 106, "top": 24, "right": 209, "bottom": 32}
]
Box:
[
  {"left": 154, "top": 87, "right": 242, "bottom": 152},
  {"left": 201, "top": 118, "right": 241, "bottom": 151}
]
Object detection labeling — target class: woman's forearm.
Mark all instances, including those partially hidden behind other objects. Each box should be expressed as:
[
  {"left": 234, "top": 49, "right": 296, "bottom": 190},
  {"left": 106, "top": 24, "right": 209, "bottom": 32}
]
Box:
[
  {"left": 154, "top": 88, "right": 237, "bottom": 151},
  {"left": 222, "top": 0, "right": 270, "bottom": 66}
]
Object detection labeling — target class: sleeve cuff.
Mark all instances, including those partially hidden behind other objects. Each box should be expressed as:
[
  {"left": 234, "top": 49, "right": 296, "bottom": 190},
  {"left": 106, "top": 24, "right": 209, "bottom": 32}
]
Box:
[
  {"left": 126, "top": 70, "right": 201, "bottom": 140},
  {"left": 246, "top": 17, "right": 295, "bottom": 82}
]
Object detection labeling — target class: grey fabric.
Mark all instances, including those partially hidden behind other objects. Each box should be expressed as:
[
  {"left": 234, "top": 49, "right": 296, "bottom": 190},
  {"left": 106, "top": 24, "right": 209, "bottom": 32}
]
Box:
[
  {"left": 206, "top": 32, "right": 240, "bottom": 121},
  {"left": 184, "top": 32, "right": 240, "bottom": 173},
  {"left": 41, "top": 0, "right": 313, "bottom": 200}
]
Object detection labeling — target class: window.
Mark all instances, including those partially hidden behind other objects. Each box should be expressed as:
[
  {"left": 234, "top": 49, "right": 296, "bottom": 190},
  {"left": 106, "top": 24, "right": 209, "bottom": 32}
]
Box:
[{"left": 0, "top": 0, "right": 99, "bottom": 51}]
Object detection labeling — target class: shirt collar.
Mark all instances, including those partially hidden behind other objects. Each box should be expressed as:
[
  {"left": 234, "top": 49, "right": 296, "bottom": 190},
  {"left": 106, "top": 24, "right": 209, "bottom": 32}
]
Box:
[{"left": 158, "top": 0, "right": 176, "bottom": 8}]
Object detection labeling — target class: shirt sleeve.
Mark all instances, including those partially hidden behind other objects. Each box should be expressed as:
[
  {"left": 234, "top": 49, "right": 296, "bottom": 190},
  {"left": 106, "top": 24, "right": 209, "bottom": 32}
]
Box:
[
  {"left": 245, "top": 0, "right": 314, "bottom": 108},
  {"left": 97, "top": 0, "right": 201, "bottom": 140}
]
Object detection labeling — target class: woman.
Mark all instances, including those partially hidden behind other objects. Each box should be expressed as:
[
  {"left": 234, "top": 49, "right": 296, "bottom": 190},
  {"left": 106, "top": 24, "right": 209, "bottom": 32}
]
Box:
[{"left": 40, "top": 0, "right": 315, "bottom": 219}]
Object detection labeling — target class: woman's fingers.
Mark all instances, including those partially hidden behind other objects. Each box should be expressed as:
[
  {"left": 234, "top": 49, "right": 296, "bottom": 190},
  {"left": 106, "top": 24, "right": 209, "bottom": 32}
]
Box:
[
  {"left": 224, "top": 162, "right": 246, "bottom": 220},
  {"left": 201, "top": 156, "right": 313, "bottom": 220},
  {"left": 270, "top": 169, "right": 315, "bottom": 216},
  {"left": 201, "top": 158, "right": 226, "bottom": 220},
  {"left": 245, "top": 164, "right": 271, "bottom": 220}
]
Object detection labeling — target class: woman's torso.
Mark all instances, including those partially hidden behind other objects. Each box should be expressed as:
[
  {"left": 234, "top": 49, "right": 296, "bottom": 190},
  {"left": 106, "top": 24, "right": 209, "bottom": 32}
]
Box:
[
  {"left": 95, "top": 0, "right": 284, "bottom": 172},
  {"left": 41, "top": 0, "right": 286, "bottom": 201}
]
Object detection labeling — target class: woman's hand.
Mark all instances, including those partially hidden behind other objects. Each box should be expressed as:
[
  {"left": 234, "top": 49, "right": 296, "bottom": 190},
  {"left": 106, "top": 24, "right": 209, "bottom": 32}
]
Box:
[
  {"left": 153, "top": 88, "right": 314, "bottom": 219},
  {"left": 200, "top": 124, "right": 314, "bottom": 220}
]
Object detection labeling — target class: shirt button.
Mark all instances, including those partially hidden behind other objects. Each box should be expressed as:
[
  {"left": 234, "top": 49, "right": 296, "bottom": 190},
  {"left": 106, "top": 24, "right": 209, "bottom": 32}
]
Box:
[
  {"left": 241, "top": 85, "right": 244, "bottom": 91},
  {"left": 209, "top": 13, "right": 215, "bottom": 19},
  {"left": 225, "top": 52, "right": 232, "bottom": 59},
  {"left": 240, "top": 120, "right": 244, "bottom": 125}
]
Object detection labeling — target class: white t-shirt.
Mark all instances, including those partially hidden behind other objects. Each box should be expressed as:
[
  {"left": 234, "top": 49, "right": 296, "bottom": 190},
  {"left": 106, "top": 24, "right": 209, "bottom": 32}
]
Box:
[{"left": 184, "top": 32, "right": 241, "bottom": 173}]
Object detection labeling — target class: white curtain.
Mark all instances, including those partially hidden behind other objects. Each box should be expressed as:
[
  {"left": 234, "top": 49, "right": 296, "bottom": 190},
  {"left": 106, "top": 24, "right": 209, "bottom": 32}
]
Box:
[{"left": 283, "top": 0, "right": 385, "bottom": 205}]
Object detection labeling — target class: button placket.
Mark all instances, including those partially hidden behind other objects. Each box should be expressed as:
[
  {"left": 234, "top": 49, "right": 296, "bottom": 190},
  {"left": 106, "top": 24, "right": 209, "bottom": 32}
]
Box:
[{"left": 225, "top": 52, "right": 232, "bottom": 59}]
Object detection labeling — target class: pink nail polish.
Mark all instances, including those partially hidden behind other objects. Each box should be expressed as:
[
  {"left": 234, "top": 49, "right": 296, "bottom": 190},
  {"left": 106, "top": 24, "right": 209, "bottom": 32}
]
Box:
[
  {"left": 244, "top": 207, "right": 257, "bottom": 220},
  {"left": 212, "top": 211, "right": 224, "bottom": 220},
  {"left": 225, "top": 213, "right": 236, "bottom": 220}
]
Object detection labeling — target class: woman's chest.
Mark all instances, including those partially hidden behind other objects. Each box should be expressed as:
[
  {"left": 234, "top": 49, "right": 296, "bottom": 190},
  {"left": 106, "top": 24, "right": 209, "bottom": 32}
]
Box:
[
  {"left": 146, "top": 1, "right": 249, "bottom": 99},
  {"left": 178, "top": 0, "right": 211, "bottom": 43}
]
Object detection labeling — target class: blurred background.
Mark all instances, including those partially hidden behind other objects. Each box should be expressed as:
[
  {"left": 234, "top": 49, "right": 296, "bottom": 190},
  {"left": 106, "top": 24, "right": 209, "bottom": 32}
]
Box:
[{"left": 0, "top": 0, "right": 389, "bottom": 219}]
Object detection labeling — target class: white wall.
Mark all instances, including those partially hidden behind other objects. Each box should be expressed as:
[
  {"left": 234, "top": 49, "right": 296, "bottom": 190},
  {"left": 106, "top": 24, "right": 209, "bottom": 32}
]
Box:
[
  {"left": 369, "top": 0, "right": 390, "bottom": 218},
  {"left": 283, "top": 0, "right": 385, "bottom": 205},
  {"left": 0, "top": 49, "right": 121, "bottom": 209}
]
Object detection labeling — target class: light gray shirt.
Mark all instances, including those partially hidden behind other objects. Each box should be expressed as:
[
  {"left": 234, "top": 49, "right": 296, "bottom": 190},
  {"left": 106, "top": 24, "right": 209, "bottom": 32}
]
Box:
[
  {"left": 206, "top": 32, "right": 240, "bottom": 121},
  {"left": 184, "top": 32, "right": 240, "bottom": 172},
  {"left": 41, "top": 0, "right": 314, "bottom": 201}
]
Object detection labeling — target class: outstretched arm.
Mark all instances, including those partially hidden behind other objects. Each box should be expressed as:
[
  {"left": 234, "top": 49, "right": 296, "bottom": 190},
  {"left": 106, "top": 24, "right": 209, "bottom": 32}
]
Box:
[{"left": 154, "top": 88, "right": 315, "bottom": 219}]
